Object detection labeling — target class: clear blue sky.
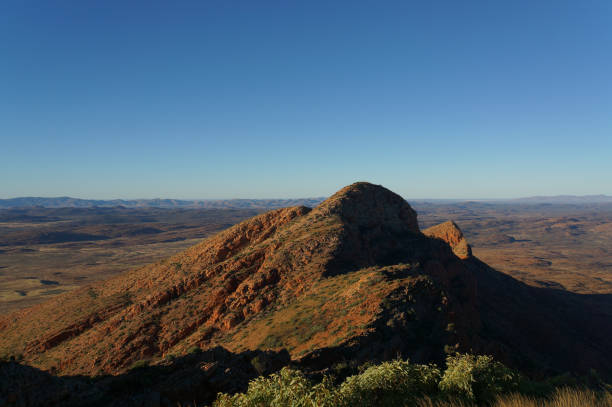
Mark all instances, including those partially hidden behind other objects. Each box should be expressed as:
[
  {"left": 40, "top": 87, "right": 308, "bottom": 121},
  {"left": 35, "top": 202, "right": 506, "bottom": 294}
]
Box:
[{"left": 1, "top": 1, "right": 611, "bottom": 199}]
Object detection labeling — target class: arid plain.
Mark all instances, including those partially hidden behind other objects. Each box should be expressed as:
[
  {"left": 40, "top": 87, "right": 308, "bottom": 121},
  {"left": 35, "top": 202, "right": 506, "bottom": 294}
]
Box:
[
  {"left": 1, "top": 199, "right": 611, "bottom": 313},
  {"left": 0, "top": 207, "right": 261, "bottom": 312}
]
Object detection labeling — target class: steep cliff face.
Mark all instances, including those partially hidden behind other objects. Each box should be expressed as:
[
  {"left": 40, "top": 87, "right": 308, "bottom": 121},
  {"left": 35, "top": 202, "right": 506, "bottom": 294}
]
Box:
[{"left": 1, "top": 182, "right": 611, "bottom": 383}]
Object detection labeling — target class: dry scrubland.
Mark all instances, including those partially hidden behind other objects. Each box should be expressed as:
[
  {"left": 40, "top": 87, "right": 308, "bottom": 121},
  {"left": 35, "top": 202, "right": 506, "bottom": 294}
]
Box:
[{"left": 0, "top": 207, "right": 262, "bottom": 311}]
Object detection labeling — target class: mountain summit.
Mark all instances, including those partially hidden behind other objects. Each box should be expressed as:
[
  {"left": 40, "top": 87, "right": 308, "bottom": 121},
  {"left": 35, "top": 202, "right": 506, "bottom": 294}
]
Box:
[
  {"left": 314, "top": 182, "right": 419, "bottom": 232},
  {"left": 2, "top": 183, "right": 611, "bottom": 402}
]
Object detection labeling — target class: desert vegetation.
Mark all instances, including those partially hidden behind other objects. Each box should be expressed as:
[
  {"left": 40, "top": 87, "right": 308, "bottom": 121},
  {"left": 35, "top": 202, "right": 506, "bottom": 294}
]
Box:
[{"left": 212, "top": 353, "right": 612, "bottom": 407}]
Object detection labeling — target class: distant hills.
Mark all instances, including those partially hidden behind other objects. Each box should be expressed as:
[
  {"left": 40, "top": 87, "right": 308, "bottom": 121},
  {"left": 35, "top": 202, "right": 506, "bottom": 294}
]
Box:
[
  {"left": 1, "top": 194, "right": 611, "bottom": 209},
  {"left": 504, "top": 195, "right": 612, "bottom": 204},
  {"left": 0, "top": 197, "right": 326, "bottom": 209}
]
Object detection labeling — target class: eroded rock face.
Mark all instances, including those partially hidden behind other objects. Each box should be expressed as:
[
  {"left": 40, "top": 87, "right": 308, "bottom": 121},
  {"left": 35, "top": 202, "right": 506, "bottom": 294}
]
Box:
[{"left": 423, "top": 220, "right": 472, "bottom": 259}]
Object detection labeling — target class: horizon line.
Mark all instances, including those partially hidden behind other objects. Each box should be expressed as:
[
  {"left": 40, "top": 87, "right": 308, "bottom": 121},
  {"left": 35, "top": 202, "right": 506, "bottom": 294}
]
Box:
[{"left": 1, "top": 194, "right": 611, "bottom": 202}]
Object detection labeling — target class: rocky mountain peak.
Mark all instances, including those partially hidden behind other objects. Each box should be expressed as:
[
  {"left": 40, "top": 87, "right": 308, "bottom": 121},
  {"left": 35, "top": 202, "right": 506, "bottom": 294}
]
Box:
[{"left": 312, "top": 182, "right": 419, "bottom": 233}]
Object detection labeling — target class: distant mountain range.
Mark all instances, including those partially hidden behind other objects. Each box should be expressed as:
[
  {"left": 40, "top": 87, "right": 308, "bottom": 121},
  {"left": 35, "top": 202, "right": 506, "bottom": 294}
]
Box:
[
  {"left": 412, "top": 195, "right": 612, "bottom": 205},
  {"left": 0, "top": 196, "right": 326, "bottom": 209},
  {"left": 2, "top": 194, "right": 612, "bottom": 209},
  {"left": 503, "top": 195, "right": 612, "bottom": 204}
]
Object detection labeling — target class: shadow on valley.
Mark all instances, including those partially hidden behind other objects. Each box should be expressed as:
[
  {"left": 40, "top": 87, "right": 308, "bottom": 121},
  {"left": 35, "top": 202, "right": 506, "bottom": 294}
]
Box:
[
  {"left": 1, "top": 347, "right": 292, "bottom": 407},
  {"left": 465, "top": 258, "right": 612, "bottom": 379}
]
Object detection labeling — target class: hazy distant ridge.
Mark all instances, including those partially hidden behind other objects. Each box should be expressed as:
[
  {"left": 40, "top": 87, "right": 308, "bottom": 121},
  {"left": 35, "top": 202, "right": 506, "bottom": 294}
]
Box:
[
  {"left": 0, "top": 196, "right": 326, "bottom": 209},
  {"left": 504, "top": 195, "right": 612, "bottom": 204},
  {"left": 2, "top": 194, "right": 611, "bottom": 209}
]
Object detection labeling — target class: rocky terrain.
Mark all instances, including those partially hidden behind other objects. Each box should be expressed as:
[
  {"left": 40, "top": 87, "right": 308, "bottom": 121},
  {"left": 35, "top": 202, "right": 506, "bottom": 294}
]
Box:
[{"left": 1, "top": 183, "right": 611, "bottom": 406}]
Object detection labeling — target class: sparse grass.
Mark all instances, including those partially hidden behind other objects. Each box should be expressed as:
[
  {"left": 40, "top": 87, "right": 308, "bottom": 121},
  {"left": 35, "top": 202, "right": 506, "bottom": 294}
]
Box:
[{"left": 492, "top": 388, "right": 612, "bottom": 407}]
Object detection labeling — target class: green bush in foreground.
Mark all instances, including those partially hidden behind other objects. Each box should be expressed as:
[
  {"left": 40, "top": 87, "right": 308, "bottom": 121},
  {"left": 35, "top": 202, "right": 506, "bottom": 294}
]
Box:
[
  {"left": 339, "top": 359, "right": 441, "bottom": 406},
  {"left": 439, "top": 354, "right": 520, "bottom": 403},
  {"left": 212, "top": 353, "right": 610, "bottom": 407},
  {"left": 213, "top": 367, "right": 341, "bottom": 407}
]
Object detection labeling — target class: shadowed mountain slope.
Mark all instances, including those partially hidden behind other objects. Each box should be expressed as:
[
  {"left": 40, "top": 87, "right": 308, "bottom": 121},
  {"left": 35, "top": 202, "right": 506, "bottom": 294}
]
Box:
[{"left": 1, "top": 182, "right": 611, "bottom": 387}]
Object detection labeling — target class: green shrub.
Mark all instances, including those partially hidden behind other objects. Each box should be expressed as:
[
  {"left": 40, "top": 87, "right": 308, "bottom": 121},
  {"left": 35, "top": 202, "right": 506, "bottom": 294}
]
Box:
[
  {"left": 439, "top": 353, "right": 520, "bottom": 403},
  {"left": 213, "top": 354, "right": 588, "bottom": 407},
  {"left": 339, "top": 359, "right": 441, "bottom": 406},
  {"left": 213, "top": 367, "right": 340, "bottom": 407}
]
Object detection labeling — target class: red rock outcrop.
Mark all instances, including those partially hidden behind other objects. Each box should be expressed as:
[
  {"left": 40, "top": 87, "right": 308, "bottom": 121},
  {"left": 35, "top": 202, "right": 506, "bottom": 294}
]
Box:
[{"left": 424, "top": 220, "right": 472, "bottom": 259}]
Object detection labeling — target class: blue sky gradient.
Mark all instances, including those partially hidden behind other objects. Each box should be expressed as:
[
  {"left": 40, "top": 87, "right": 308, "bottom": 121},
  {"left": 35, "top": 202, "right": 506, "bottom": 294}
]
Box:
[{"left": 1, "top": 1, "right": 611, "bottom": 199}]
